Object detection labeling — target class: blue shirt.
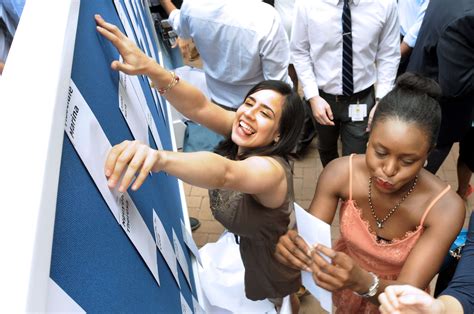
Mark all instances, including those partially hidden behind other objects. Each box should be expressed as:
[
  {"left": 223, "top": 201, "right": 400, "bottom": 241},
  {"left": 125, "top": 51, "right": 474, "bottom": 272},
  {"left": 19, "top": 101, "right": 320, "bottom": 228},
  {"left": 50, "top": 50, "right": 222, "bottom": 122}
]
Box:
[
  {"left": 169, "top": 0, "right": 291, "bottom": 109},
  {"left": 398, "top": 0, "right": 429, "bottom": 47}
]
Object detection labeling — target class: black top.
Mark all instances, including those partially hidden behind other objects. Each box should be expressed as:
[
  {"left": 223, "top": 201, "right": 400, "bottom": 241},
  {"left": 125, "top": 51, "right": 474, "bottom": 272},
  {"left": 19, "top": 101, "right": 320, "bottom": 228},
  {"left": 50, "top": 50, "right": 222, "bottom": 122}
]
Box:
[{"left": 440, "top": 214, "right": 474, "bottom": 313}]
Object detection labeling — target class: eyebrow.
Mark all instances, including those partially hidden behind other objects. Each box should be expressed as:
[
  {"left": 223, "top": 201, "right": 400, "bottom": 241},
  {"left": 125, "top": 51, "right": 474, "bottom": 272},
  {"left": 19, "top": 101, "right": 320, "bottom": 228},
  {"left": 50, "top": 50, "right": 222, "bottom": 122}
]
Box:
[
  {"left": 247, "top": 96, "right": 275, "bottom": 115},
  {"left": 374, "top": 143, "right": 420, "bottom": 158}
]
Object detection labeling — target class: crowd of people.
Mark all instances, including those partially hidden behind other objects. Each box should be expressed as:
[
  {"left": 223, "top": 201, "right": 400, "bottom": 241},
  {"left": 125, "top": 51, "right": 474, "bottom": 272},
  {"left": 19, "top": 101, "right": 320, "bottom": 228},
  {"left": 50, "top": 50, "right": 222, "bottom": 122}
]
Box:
[
  {"left": 2, "top": 0, "right": 469, "bottom": 312},
  {"left": 95, "top": 0, "right": 473, "bottom": 313}
]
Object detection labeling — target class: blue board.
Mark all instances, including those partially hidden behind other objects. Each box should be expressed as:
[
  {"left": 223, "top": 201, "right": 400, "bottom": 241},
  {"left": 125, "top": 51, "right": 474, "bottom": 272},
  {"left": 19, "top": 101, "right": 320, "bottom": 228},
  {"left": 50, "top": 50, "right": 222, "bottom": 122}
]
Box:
[{"left": 50, "top": 0, "right": 196, "bottom": 312}]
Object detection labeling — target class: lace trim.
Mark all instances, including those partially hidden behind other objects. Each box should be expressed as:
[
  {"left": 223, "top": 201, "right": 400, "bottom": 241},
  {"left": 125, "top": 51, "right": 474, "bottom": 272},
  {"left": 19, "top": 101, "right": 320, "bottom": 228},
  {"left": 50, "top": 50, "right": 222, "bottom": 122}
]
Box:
[{"left": 344, "top": 200, "right": 423, "bottom": 246}]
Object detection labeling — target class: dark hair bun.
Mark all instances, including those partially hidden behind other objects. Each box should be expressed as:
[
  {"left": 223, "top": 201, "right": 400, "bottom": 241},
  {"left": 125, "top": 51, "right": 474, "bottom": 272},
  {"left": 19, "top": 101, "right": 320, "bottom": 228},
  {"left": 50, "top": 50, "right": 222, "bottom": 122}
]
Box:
[{"left": 396, "top": 72, "right": 442, "bottom": 100}]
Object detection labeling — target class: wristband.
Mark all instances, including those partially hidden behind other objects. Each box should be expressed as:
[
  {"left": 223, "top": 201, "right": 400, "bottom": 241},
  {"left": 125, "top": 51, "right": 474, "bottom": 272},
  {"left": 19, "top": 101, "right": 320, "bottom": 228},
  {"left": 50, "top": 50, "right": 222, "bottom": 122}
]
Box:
[{"left": 353, "top": 272, "right": 379, "bottom": 298}]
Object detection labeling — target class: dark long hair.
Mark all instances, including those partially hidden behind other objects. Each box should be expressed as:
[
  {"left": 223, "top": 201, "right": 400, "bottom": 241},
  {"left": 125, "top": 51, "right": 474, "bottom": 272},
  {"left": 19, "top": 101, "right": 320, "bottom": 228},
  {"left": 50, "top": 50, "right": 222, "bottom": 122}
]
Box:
[
  {"left": 372, "top": 72, "right": 442, "bottom": 149},
  {"left": 215, "top": 80, "right": 305, "bottom": 160}
]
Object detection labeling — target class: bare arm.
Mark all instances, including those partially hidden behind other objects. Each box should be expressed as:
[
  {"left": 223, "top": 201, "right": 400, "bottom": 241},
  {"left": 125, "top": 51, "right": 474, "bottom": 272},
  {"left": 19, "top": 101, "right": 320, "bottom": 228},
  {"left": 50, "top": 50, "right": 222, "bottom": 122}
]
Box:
[
  {"left": 105, "top": 140, "right": 288, "bottom": 208},
  {"left": 400, "top": 41, "right": 413, "bottom": 59},
  {"left": 95, "top": 14, "right": 234, "bottom": 136}
]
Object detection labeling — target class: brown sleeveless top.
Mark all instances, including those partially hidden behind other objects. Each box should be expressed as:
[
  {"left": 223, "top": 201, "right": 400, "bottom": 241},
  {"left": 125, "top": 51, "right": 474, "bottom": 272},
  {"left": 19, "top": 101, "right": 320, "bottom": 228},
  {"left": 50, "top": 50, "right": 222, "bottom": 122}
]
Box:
[{"left": 209, "top": 156, "right": 300, "bottom": 300}]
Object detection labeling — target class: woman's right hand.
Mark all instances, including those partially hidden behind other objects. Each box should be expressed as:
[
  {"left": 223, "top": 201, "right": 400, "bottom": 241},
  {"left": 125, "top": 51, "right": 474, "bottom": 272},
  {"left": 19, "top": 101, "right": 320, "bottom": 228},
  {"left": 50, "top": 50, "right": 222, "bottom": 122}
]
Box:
[
  {"left": 105, "top": 140, "right": 164, "bottom": 193},
  {"left": 275, "top": 229, "right": 313, "bottom": 272},
  {"left": 95, "top": 14, "right": 156, "bottom": 76}
]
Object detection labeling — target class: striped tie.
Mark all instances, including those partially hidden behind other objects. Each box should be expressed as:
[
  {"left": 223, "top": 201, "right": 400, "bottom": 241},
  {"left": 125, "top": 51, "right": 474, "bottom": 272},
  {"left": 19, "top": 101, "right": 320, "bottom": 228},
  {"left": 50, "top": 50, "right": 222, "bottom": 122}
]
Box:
[{"left": 342, "top": 0, "right": 353, "bottom": 96}]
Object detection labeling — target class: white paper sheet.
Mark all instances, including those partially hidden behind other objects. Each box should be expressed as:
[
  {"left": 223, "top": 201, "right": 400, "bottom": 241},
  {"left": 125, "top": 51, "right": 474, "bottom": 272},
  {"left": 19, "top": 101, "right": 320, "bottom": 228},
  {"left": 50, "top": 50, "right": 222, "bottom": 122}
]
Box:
[
  {"left": 173, "top": 229, "right": 192, "bottom": 289},
  {"left": 116, "top": 193, "right": 160, "bottom": 285},
  {"left": 130, "top": 0, "right": 167, "bottom": 121},
  {"left": 113, "top": 0, "right": 167, "bottom": 122},
  {"left": 153, "top": 209, "right": 180, "bottom": 287},
  {"left": 46, "top": 278, "right": 85, "bottom": 313},
  {"left": 294, "top": 203, "right": 332, "bottom": 313},
  {"left": 180, "top": 293, "right": 193, "bottom": 314},
  {"left": 192, "top": 294, "right": 205, "bottom": 314},
  {"left": 118, "top": 72, "right": 149, "bottom": 143},
  {"left": 132, "top": 0, "right": 157, "bottom": 62},
  {"left": 113, "top": 0, "right": 138, "bottom": 45},
  {"left": 118, "top": 71, "right": 163, "bottom": 150},
  {"left": 198, "top": 232, "right": 275, "bottom": 313},
  {"left": 123, "top": 0, "right": 146, "bottom": 54},
  {"left": 65, "top": 80, "right": 159, "bottom": 286},
  {"left": 181, "top": 220, "right": 203, "bottom": 266}
]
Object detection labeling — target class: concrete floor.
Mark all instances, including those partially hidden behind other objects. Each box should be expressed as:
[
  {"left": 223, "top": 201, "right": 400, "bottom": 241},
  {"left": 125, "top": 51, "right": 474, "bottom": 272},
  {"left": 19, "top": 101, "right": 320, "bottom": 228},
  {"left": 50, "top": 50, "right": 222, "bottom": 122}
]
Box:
[{"left": 184, "top": 140, "right": 472, "bottom": 313}]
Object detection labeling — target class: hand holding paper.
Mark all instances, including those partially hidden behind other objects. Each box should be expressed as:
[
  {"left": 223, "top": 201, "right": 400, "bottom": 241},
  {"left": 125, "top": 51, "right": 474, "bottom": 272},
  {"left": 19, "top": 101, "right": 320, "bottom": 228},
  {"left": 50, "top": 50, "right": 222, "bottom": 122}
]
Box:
[
  {"left": 308, "top": 244, "right": 370, "bottom": 293},
  {"left": 293, "top": 203, "right": 333, "bottom": 313},
  {"left": 274, "top": 229, "right": 313, "bottom": 272}
]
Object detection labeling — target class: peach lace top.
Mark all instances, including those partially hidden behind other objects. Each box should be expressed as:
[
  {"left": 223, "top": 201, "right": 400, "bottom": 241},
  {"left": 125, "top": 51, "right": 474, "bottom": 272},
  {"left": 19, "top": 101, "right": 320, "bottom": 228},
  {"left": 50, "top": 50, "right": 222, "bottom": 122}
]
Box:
[{"left": 333, "top": 154, "right": 450, "bottom": 313}]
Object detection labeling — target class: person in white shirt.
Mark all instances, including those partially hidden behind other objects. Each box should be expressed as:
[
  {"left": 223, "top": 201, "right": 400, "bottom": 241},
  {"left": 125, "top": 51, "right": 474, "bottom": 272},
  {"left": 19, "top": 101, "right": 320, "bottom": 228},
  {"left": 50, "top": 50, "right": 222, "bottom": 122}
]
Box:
[
  {"left": 160, "top": 0, "right": 292, "bottom": 110},
  {"left": 398, "top": 0, "right": 429, "bottom": 73},
  {"left": 291, "top": 0, "right": 400, "bottom": 166}
]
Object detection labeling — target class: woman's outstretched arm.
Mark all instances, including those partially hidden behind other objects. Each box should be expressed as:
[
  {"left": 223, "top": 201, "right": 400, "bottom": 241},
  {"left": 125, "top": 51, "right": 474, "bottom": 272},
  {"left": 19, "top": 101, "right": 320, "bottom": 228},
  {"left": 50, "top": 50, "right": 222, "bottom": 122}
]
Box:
[
  {"left": 95, "top": 14, "right": 235, "bottom": 136},
  {"left": 105, "top": 140, "right": 288, "bottom": 208}
]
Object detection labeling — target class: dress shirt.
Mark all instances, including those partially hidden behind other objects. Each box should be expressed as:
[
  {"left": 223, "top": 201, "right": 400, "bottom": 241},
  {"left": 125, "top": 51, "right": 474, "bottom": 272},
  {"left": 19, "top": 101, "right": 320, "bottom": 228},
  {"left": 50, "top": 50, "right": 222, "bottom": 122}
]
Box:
[
  {"left": 169, "top": 0, "right": 291, "bottom": 108},
  {"left": 275, "top": 0, "right": 296, "bottom": 40},
  {"left": 291, "top": 0, "right": 400, "bottom": 100},
  {"left": 398, "top": 0, "right": 429, "bottom": 48}
]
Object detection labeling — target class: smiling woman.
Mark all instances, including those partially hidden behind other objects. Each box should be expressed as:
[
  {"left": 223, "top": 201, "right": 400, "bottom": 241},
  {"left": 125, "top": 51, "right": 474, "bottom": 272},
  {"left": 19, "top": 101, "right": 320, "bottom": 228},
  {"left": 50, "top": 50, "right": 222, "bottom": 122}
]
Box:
[
  {"left": 275, "top": 72, "right": 466, "bottom": 313},
  {"left": 94, "top": 14, "right": 305, "bottom": 313}
]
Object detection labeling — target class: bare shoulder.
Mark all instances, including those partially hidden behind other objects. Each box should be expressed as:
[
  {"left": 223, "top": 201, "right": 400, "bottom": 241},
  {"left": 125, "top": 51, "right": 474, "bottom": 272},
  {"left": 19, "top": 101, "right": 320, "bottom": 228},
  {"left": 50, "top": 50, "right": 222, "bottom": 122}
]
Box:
[
  {"left": 420, "top": 170, "right": 465, "bottom": 229},
  {"left": 317, "top": 155, "right": 354, "bottom": 197}
]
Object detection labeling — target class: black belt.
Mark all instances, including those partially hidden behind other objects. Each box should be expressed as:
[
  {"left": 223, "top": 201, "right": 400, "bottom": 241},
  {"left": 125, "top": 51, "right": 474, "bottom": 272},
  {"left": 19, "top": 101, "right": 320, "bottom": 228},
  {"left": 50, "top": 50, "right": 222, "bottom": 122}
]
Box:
[
  {"left": 319, "top": 85, "right": 374, "bottom": 103},
  {"left": 212, "top": 99, "right": 237, "bottom": 112}
]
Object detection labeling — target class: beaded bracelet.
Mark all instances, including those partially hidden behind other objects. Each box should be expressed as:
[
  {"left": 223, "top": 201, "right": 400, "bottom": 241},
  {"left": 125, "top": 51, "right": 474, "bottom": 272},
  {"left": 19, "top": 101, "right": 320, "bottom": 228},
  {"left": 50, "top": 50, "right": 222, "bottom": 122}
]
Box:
[{"left": 151, "top": 71, "right": 180, "bottom": 95}]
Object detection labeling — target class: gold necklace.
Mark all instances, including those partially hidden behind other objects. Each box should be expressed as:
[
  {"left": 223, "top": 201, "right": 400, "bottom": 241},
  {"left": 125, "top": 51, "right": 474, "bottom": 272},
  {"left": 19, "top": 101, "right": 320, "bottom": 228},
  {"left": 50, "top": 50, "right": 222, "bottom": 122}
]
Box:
[{"left": 368, "top": 175, "right": 418, "bottom": 229}]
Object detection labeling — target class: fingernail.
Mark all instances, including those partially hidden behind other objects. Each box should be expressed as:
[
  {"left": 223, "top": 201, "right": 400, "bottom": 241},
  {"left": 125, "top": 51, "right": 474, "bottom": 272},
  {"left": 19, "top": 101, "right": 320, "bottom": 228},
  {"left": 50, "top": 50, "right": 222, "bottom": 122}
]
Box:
[
  {"left": 132, "top": 184, "right": 137, "bottom": 191},
  {"left": 304, "top": 267, "right": 312, "bottom": 272},
  {"left": 105, "top": 169, "right": 111, "bottom": 177}
]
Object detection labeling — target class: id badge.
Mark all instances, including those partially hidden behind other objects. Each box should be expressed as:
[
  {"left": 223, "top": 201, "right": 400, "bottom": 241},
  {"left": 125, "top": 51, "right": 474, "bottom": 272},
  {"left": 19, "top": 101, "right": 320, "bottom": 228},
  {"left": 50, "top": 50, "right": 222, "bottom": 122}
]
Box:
[{"left": 348, "top": 103, "right": 367, "bottom": 121}]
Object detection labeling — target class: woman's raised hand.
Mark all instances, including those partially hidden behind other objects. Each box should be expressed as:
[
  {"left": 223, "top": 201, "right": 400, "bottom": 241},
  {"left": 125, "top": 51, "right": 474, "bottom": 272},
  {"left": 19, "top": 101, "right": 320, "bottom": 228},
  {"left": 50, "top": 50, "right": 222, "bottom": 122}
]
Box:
[
  {"left": 95, "top": 14, "right": 156, "bottom": 76},
  {"left": 105, "top": 140, "right": 163, "bottom": 193}
]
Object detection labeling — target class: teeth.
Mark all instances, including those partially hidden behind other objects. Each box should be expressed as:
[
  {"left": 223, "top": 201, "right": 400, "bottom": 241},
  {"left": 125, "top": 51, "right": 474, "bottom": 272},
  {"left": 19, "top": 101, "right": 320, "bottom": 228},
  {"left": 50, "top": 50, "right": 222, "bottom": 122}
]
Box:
[{"left": 239, "top": 121, "right": 255, "bottom": 134}]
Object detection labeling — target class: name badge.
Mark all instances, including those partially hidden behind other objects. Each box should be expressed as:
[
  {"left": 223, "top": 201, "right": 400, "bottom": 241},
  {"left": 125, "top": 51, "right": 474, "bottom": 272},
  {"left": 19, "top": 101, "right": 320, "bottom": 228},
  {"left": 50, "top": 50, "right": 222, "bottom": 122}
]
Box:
[{"left": 348, "top": 103, "right": 367, "bottom": 121}]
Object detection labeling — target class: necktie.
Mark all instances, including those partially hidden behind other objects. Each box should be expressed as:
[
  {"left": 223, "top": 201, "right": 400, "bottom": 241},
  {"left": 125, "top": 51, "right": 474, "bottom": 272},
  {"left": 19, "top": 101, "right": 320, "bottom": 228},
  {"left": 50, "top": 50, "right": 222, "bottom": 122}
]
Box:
[{"left": 342, "top": 0, "right": 353, "bottom": 96}]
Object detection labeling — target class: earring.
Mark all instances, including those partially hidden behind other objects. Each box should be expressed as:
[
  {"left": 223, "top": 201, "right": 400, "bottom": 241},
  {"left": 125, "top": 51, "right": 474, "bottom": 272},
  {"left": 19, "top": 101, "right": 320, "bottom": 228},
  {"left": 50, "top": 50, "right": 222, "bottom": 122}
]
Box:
[{"left": 424, "top": 160, "right": 428, "bottom": 167}]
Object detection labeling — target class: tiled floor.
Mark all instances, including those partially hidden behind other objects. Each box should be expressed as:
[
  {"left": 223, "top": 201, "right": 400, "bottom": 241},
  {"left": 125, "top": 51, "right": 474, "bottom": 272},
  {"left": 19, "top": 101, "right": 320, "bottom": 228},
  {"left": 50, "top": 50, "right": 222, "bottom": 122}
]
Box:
[{"left": 183, "top": 140, "right": 473, "bottom": 313}]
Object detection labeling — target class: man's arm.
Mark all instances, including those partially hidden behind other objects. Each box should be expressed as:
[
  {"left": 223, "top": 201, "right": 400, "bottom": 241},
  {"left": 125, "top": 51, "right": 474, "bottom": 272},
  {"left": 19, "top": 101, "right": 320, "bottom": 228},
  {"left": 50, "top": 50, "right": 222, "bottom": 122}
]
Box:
[
  {"left": 375, "top": 0, "right": 400, "bottom": 99},
  {"left": 290, "top": 0, "right": 319, "bottom": 101},
  {"left": 402, "top": 0, "right": 429, "bottom": 51}
]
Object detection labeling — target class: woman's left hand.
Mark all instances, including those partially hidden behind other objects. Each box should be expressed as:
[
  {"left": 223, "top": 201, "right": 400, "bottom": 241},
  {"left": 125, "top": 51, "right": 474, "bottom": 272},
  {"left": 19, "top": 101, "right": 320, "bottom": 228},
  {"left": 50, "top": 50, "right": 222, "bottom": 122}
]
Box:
[{"left": 309, "top": 244, "right": 370, "bottom": 292}]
